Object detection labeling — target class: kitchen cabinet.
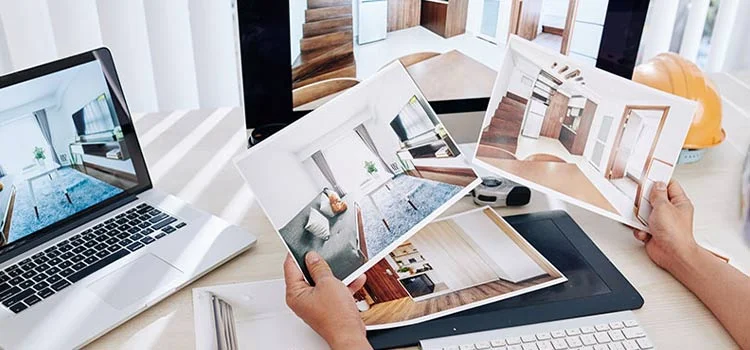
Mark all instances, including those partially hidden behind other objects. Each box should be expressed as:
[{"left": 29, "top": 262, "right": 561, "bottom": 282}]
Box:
[
  {"left": 388, "top": 0, "right": 421, "bottom": 31},
  {"left": 420, "top": 0, "right": 469, "bottom": 38}
]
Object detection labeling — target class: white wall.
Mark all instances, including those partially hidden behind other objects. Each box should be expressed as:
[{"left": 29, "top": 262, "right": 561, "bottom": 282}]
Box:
[
  {"left": 289, "top": 0, "right": 307, "bottom": 64},
  {"left": 46, "top": 0, "right": 104, "bottom": 58},
  {"left": 0, "top": 0, "right": 57, "bottom": 70},
  {"left": 722, "top": 0, "right": 750, "bottom": 72},
  {"left": 466, "top": 0, "right": 483, "bottom": 35},
  {"left": 540, "top": 0, "right": 568, "bottom": 30}
]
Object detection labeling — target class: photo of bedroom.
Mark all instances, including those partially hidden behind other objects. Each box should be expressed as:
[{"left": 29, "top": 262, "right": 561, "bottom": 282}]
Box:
[
  {"left": 354, "top": 207, "right": 565, "bottom": 329},
  {"left": 0, "top": 61, "right": 136, "bottom": 247},
  {"left": 234, "top": 62, "right": 480, "bottom": 285},
  {"left": 288, "top": 0, "right": 614, "bottom": 111},
  {"left": 474, "top": 37, "right": 696, "bottom": 229}
]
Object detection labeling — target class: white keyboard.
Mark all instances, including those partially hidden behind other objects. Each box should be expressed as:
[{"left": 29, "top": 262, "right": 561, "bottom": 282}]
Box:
[{"left": 420, "top": 311, "right": 654, "bottom": 350}]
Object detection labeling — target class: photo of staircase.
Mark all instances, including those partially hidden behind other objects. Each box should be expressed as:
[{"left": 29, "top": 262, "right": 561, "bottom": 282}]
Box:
[
  {"left": 479, "top": 93, "right": 528, "bottom": 155},
  {"left": 292, "top": 0, "right": 357, "bottom": 89}
]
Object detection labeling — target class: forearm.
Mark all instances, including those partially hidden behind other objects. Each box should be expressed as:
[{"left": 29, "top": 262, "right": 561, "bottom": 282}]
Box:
[
  {"left": 329, "top": 336, "right": 372, "bottom": 350},
  {"left": 670, "top": 247, "right": 750, "bottom": 349}
]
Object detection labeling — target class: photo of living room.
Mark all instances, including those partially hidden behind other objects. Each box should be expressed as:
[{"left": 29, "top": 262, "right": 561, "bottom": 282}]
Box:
[
  {"left": 473, "top": 37, "right": 696, "bottom": 229},
  {"left": 354, "top": 207, "right": 565, "bottom": 329},
  {"left": 288, "top": 0, "right": 612, "bottom": 111},
  {"left": 0, "top": 61, "right": 137, "bottom": 247},
  {"left": 235, "top": 63, "right": 480, "bottom": 284}
]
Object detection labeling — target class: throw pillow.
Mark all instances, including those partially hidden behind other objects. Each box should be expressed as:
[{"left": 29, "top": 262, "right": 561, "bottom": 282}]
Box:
[
  {"left": 319, "top": 193, "right": 336, "bottom": 218},
  {"left": 325, "top": 188, "right": 348, "bottom": 214},
  {"left": 305, "top": 208, "right": 330, "bottom": 240}
]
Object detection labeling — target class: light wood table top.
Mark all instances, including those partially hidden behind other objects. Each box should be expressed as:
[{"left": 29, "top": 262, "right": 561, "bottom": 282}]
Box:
[
  {"left": 407, "top": 50, "right": 497, "bottom": 102},
  {"left": 87, "top": 89, "right": 748, "bottom": 348}
]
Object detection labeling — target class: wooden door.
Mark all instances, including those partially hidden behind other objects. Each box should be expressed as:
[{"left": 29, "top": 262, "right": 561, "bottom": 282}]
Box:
[
  {"left": 363, "top": 259, "right": 409, "bottom": 303},
  {"left": 609, "top": 112, "right": 642, "bottom": 179},
  {"left": 540, "top": 91, "right": 568, "bottom": 138},
  {"left": 388, "top": 0, "right": 421, "bottom": 32},
  {"left": 560, "top": 0, "right": 579, "bottom": 54},
  {"left": 511, "top": 0, "right": 543, "bottom": 41}
]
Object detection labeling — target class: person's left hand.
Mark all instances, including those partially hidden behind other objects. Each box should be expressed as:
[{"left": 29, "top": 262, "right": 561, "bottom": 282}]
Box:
[{"left": 284, "top": 252, "right": 371, "bottom": 350}]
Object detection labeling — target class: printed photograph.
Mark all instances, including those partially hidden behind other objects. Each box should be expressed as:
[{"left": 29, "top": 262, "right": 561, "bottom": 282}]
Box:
[
  {"left": 473, "top": 37, "right": 696, "bottom": 229},
  {"left": 355, "top": 207, "right": 566, "bottom": 329},
  {"left": 288, "top": 0, "right": 617, "bottom": 111},
  {"left": 235, "top": 63, "right": 480, "bottom": 284},
  {"left": 0, "top": 61, "right": 137, "bottom": 247}
]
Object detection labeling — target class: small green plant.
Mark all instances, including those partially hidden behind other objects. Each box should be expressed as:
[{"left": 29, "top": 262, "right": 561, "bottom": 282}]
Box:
[
  {"left": 364, "top": 161, "right": 378, "bottom": 175},
  {"left": 33, "top": 147, "right": 46, "bottom": 160},
  {"left": 398, "top": 267, "right": 411, "bottom": 273}
]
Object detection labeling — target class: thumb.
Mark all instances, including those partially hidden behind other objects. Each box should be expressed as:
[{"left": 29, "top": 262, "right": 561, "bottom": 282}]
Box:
[
  {"left": 305, "top": 251, "right": 335, "bottom": 283},
  {"left": 649, "top": 181, "right": 670, "bottom": 207}
]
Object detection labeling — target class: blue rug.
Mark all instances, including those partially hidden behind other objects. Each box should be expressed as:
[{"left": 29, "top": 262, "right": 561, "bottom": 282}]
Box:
[
  {"left": 359, "top": 174, "right": 462, "bottom": 257},
  {"left": 8, "top": 167, "right": 123, "bottom": 243}
]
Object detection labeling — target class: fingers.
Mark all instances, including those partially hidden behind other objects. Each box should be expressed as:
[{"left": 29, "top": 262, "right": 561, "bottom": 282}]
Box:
[
  {"left": 347, "top": 275, "right": 367, "bottom": 295},
  {"left": 305, "top": 251, "right": 335, "bottom": 283},
  {"left": 284, "top": 254, "right": 309, "bottom": 294},
  {"left": 633, "top": 230, "right": 651, "bottom": 243},
  {"left": 667, "top": 180, "right": 691, "bottom": 206},
  {"left": 649, "top": 181, "right": 670, "bottom": 207}
]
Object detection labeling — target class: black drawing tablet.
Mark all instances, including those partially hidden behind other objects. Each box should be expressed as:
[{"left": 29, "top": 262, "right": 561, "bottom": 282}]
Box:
[{"left": 367, "top": 210, "right": 643, "bottom": 349}]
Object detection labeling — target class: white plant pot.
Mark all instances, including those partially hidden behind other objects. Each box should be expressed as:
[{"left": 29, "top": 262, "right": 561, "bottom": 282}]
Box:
[{"left": 356, "top": 300, "right": 370, "bottom": 312}]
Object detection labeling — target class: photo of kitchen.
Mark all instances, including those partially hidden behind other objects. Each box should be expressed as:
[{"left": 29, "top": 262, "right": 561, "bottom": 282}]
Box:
[
  {"left": 474, "top": 37, "right": 696, "bottom": 229},
  {"left": 234, "top": 63, "right": 480, "bottom": 285},
  {"left": 0, "top": 61, "right": 137, "bottom": 247},
  {"left": 354, "top": 207, "right": 565, "bottom": 329},
  {"left": 288, "top": 0, "right": 613, "bottom": 112}
]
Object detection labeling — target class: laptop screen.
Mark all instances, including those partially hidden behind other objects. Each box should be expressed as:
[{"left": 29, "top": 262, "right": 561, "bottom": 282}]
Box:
[{"left": 0, "top": 49, "right": 151, "bottom": 258}]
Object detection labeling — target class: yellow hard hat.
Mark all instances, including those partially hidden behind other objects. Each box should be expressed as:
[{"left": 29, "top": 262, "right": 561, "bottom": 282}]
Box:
[{"left": 632, "top": 52, "right": 725, "bottom": 149}]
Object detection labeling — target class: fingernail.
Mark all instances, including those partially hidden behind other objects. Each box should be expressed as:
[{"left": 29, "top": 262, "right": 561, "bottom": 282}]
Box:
[
  {"left": 306, "top": 251, "right": 321, "bottom": 264},
  {"left": 655, "top": 182, "right": 667, "bottom": 191}
]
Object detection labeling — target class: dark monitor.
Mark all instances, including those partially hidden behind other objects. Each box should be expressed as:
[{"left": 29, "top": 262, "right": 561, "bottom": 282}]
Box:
[{"left": 237, "top": 0, "right": 652, "bottom": 139}]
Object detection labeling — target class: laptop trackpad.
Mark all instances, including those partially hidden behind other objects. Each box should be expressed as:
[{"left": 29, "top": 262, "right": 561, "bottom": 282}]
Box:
[{"left": 87, "top": 254, "right": 184, "bottom": 310}]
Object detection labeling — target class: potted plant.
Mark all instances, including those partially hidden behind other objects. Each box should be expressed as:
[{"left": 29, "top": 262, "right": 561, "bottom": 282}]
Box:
[
  {"left": 364, "top": 160, "right": 378, "bottom": 178},
  {"left": 33, "top": 147, "right": 46, "bottom": 166}
]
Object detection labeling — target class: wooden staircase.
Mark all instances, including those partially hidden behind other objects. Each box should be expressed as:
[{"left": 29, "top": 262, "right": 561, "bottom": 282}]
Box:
[
  {"left": 293, "top": 0, "right": 357, "bottom": 89},
  {"left": 480, "top": 94, "right": 528, "bottom": 154}
]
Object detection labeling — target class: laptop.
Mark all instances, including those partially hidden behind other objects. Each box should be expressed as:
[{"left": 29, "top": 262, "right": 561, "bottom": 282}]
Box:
[{"left": 0, "top": 48, "right": 256, "bottom": 349}]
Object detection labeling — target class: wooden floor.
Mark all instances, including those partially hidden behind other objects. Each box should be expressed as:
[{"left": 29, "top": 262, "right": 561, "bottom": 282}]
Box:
[
  {"left": 361, "top": 274, "right": 556, "bottom": 326},
  {"left": 476, "top": 156, "right": 619, "bottom": 214},
  {"left": 406, "top": 166, "right": 477, "bottom": 187}
]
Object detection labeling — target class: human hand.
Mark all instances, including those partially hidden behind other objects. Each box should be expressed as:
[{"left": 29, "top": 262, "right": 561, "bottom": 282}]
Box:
[
  {"left": 284, "top": 252, "right": 371, "bottom": 350},
  {"left": 633, "top": 180, "right": 700, "bottom": 273}
]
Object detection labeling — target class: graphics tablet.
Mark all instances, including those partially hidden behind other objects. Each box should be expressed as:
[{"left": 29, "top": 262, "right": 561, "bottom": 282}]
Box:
[{"left": 367, "top": 210, "right": 643, "bottom": 349}]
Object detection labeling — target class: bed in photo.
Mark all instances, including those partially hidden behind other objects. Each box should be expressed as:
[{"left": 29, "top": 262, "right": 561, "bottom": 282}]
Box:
[
  {"left": 234, "top": 63, "right": 480, "bottom": 285},
  {"left": 354, "top": 206, "right": 566, "bottom": 329},
  {"left": 473, "top": 37, "right": 697, "bottom": 230}
]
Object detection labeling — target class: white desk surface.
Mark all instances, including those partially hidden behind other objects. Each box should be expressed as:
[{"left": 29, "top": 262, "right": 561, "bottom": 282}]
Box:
[{"left": 86, "top": 75, "right": 749, "bottom": 349}]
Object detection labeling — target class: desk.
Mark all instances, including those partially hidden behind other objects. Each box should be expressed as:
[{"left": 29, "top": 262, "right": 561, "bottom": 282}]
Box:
[
  {"left": 407, "top": 50, "right": 497, "bottom": 102},
  {"left": 87, "top": 77, "right": 747, "bottom": 349}
]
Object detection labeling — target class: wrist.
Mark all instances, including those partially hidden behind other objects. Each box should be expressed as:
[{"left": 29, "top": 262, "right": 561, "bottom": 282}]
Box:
[
  {"left": 329, "top": 334, "right": 371, "bottom": 350},
  {"left": 667, "top": 244, "right": 712, "bottom": 282}
]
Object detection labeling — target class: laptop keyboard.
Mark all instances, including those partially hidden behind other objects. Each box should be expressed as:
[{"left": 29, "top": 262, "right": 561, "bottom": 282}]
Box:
[{"left": 0, "top": 203, "right": 187, "bottom": 314}]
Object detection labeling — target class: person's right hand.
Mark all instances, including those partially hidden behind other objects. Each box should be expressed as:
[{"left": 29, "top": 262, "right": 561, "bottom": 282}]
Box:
[{"left": 633, "top": 180, "right": 699, "bottom": 273}]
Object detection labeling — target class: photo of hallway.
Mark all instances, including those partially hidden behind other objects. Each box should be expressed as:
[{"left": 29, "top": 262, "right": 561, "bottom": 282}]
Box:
[
  {"left": 0, "top": 61, "right": 137, "bottom": 247},
  {"left": 355, "top": 207, "right": 565, "bottom": 329},
  {"left": 473, "top": 37, "right": 696, "bottom": 229},
  {"left": 235, "top": 63, "right": 479, "bottom": 284}
]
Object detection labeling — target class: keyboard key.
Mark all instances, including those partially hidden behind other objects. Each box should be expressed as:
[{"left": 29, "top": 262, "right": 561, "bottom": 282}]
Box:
[
  {"left": 59, "top": 269, "right": 74, "bottom": 277},
  {"left": 72, "top": 246, "right": 86, "bottom": 253},
  {"left": 474, "top": 341, "right": 491, "bottom": 349},
  {"left": 0, "top": 282, "right": 11, "bottom": 294},
  {"left": 536, "top": 333, "right": 552, "bottom": 341},
  {"left": 521, "top": 344, "right": 537, "bottom": 350},
  {"left": 51, "top": 280, "right": 71, "bottom": 292},
  {"left": 506, "top": 336, "right": 522, "bottom": 345},
  {"left": 60, "top": 261, "right": 73, "bottom": 269},
  {"left": 83, "top": 249, "right": 96, "bottom": 257},
  {"left": 155, "top": 233, "right": 166, "bottom": 240},
  {"left": 94, "top": 243, "right": 108, "bottom": 251},
  {"left": 71, "top": 255, "right": 85, "bottom": 263},
  {"left": 33, "top": 281, "right": 49, "bottom": 291},
  {"left": 2, "top": 289, "right": 35, "bottom": 307},
  {"left": 565, "top": 336, "right": 582, "bottom": 347},
  {"left": 623, "top": 320, "right": 638, "bottom": 328},
  {"left": 107, "top": 245, "right": 121, "bottom": 253},
  {"left": 594, "top": 345, "right": 608, "bottom": 350},
  {"left": 594, "top": 332, "right": 611, "bottom": 343},
  {"left": 609, "top": 322, "right": 624, "bottom": 330},
  {"left": 608, "top": 330, "right": 625, "bottom": 341},
  {"left": 68, "top": 249, "right": 129, "bottom": 283},
  {"left": 621, "top": 340, "right": 639, "bottom": 350},
  {"left": 23, "top": 294, "right": 41, "bottom": 306},
  {"left": 459, "top": 345, "right": 475, "bottom": 350},
  {"left": 21, "top": 270, "right": 37, "bottom": 279},
  {"left": 48, "top": 274, "right": 63, "bottom": 284},
  {"left": 7, "top": 269, "right": 21, "bottom": 278},
  {"left": 537, "top": 341, "right": 553, "bottom": 350},
  {"left": 38, "top": 288, "right": 54, "bottom": 299},
  {"left": 149, "top": 213, "right": 168, "bottom": 224},
  {"left": 490, "top": 339, "right": 506, "bottom": 347},
  {"left": 72, "top": 262, "right": 87, "bottom": 271},
  {"left": 581, "top": 334, "right": 597, "bottom": 346},
  {"left": 84, "top": 240, "right": 97, "bottom": 248},
  {"left": 565, "top": 329, "right": 580, "bottom": 336},
  {"left": 175, "top": 222, "right": 187, "bottom": 229},
  {"left": 19, "top": 280, "right": 35, "bottom": 289},
  {"left": 608, "top": 343, "right": 625, "bottom": 350},
  {"left": 120, "top": 238, "right": 133, "bottom": 247},
  {"left": 32, "top": 273, "right": 47, "bottom": 283},
  {"left": 9, "top": 276, "right": 24, "bottom": 285},
  {"left": 140, "top": 236, "right": 156, "bottom": 245},
  {"left": 84, "top": 256, "right": 99, "bottom": 265},
  {"left": 508, "top": 346, "right": 522, "bottom": 350},
  {"left": 152, "top": 217, "right": 177, "bottom": 230},
  {"left": 595, "top": 324, "right": 610, "bottom": 332},
  {"left": 10, "top": 302, "right": 27, "bottom": 314},
  {"left": 0, "top": 286, "right": 21, "bottom": 303},
  {"left": 521, "top": 335, "right": 536, "bottom": 343},
  {"left": 130, "top": 233, "right": 144, "bottom": 241},
  {"left": 550, "top": 339, "right": 567, "bottom": 349},
  {"left": 127, "top": 242, "right": 145, "bottom": 251},
  {"left": 163, "top": 226, "right": 176, "bottom": 234},
  {"left": 621, "top": 327, "right": 645, "bottom": 339},
  {"left": 47, "top": 267, "right": 60, "bottom": 276},
  {"left": 48, "top": 258, "right": 62, "bottom": 266},
  {"left": 95, "top": 251, "right": 110, "bottom": 258},
  {"left": 551, "top": 330, "right": 566, "bottom": 339}
]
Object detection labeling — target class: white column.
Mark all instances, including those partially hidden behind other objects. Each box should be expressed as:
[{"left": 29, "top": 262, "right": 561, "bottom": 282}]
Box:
[
  {"left": 679, "top": 0, "right": 711, "bottom": 61},
  {"left": 47, "top": 0, "right": 104, "bottom": 57},
  {"left": 0, "top": 0, "right": 58, "bottom": 70},
  {"left": 143, "top": 0, "right": 201, "bottom": 112},
  {"left": 706, "top": 0, "right": 740, "bottom": 72},
  {"left": 639, "top": 0, "right": 680, "bottom": 62},
  {"left": 96, "top": 0, "right": 159, "bottom": 113},
  {"left": 188, "top": 0, "right": 241, "bottom": 109}
]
